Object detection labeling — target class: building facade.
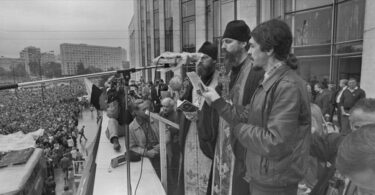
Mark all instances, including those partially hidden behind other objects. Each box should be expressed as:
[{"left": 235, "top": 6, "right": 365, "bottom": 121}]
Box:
[
  {"left": 121, "top": 48, "right": 128, "bottom": 62},
  {"left": 0, "top": 57, "right": 24, "bottom": 72},
  {"left": 41, "top": 51, "right": 56, "bottom": 65},
  {"left": 130, "top": 0, "right": 374, "bottom": 97},
  {"left": 60, "top": 43, "right": 123, "bottom": 75},
  {"left": 20, "top": 46, "right": 41, "bottom": 75}
]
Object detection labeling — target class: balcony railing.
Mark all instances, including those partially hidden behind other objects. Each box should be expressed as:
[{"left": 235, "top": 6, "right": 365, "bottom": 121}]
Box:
[{"left": 149, "top": 112, "right": 179, "bottom": 194}]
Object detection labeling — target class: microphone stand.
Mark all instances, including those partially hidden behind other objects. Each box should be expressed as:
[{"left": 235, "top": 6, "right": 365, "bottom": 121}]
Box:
[{"left": 118, "top": 69, "right": 132, "bottom": 195}]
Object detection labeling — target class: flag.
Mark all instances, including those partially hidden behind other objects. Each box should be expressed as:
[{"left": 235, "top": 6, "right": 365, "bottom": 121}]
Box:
[{"left": 83, "top": 78, "right": 107, "bottom": 110}]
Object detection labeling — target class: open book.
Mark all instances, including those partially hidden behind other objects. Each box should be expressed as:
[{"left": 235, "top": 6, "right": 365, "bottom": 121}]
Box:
[{"left": 177, "top": 99, "right": 199, "bottom": 112}]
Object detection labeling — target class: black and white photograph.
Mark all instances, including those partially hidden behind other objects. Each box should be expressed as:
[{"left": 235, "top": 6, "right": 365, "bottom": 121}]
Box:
[{"left": 1, "top": 0, "right": 374, "bottom": 195}]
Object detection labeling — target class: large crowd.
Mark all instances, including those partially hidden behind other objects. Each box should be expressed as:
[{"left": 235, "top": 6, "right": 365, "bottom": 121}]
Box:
[{"left": 0, "top": 83, "right": 88, "bottom": 195}]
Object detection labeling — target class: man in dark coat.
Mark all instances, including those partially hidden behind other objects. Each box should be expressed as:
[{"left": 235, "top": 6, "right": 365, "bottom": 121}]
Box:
[
  {"left": 314, "top": 83, "right": 332, "bottom": 119},
  {"left": 340, "top": 78, "right": 366, "bottom": 135},
  {"left": 149, "top": 81, "right": 161, "bottom": 113}
]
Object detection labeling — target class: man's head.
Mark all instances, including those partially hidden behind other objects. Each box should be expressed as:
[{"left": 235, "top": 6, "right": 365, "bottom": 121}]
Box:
[
  {"left": 197, "top": 41, "right": 217, "bottom": 78},
  {"left": 142, "top": 86, "right": 151, "bottom": 97},
  {"left": 349, "top": 98, "right": 375, "bottom": 131},
  {"left": 161, "top": 97, "right": 175, "bottom": 115},
  {"left": 221, "top": 20, "right": 251, "bottom": 67},
  {"left": 336, "top": 124, "right": 375, "bottom": 193},
  {"left": 169, "top": 76, "right": 183, "bottom": 92},
  {"left": 328, "top": 83, "right": 336, "bottom": 91},
  {"left": 131, "top": 99, "right": 151, "bottom": 120},
  {"left": 130, "top": 84, "right": 138, "bottom": 92},
  {"left": 249, "top": 19, "right": 296, "bottom": 70},
  {"left": 314, "top": 83, "right": 323, "bottom": 93},
  {"left": 339, "top": 79, "right": 348, "bottom": 88},
  {"left": 148, "top": 81, "right": 153, "bottom": 87},
  {"left": 348, "top": 78, "right": 358, "bottom": 90}
]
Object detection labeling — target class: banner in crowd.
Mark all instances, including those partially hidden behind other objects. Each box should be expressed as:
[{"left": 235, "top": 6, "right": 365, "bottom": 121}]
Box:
[
  {"left": 83, "top": 78, "right": 107, "bottom": 110},
  {"left": 0, "top": 129, "right": 44, "bottom": 152}
]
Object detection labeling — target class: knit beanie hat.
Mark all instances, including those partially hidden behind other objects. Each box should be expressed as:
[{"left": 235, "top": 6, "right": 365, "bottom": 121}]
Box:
[
  {"left": 198, "top": 41, "right": 218, "bottom": 60},
  {"left": 222, "top": 20, "right": 251, "bottom": 42}
]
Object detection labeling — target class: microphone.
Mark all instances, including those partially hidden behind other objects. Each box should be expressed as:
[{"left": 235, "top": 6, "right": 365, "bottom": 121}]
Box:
[{"left": 152, "top": 52, "right": 203, "bottom": 73}]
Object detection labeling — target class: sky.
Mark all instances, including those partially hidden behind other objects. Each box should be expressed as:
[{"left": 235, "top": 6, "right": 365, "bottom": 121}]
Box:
[{"left": 0, "top": 0, "right": 134, "bottom": 58}]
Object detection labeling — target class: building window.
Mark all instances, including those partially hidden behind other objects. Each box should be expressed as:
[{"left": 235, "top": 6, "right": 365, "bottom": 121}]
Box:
[
  {"left": 146, "top": 0, "right": 152, "bottom": 81},
  {"left": 154, "top": 0, "right": 160, "bottom": 57},
  {"left": 206, "top": 0, "right": 213, "bottom": 42},
  {"left": 154, "top": 0, "right": 161, "bottom": 80},
  {"left": 220, "top": 0, "right": 235, "bottom": 35},
  {"left": 272, "top": 0, "right": 365, "bottom": 85},
  {"left": 182, "top": 0, "right": 196, "bottom": 52},
  {"left": 164, "top": 0, "right": 173, "bottom": 52},
  {"left": 208, "top": 0, "right": 236, "bottom": 61}
]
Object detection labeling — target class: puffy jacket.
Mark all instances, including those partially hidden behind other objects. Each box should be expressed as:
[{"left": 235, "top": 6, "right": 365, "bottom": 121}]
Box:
[{"left": 212, "top": 65, "right": 311, "bottom": 187}]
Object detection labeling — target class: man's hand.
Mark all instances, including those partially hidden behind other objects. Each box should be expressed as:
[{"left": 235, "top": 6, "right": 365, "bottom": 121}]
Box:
[
  {"left": 145, "top": 149, "right": 158, "bottom": 158},
  {"left": 201, "top": 86, "right": 220, "bottom": 105},
  {"left": 183, "top": 111, "right": 198, "bottom": 122}
]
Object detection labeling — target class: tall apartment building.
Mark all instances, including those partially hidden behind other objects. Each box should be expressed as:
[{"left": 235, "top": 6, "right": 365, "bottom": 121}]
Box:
[
  {"left": 121, "top": 48, "right": 128, "bottom": 62},
  {"left": 60, "top": 43, "right": 123, "bottom": 75},
  {"left": 130, "top": 0, "right": 375, "bottom": 97},
  {"left": 20, "top": 46, "right": 41, "bottom": 75},
  {"left": 41, "top": 51, "right": 56, "bottom": 65}
]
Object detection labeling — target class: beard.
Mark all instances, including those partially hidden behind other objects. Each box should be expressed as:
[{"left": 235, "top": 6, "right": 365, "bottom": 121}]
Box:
[
  {"left": 197, "top": 64, "right": 215, "bottom": 81},
  {"left": 222, "top": 49, "right": 242, "bottom": 68}
]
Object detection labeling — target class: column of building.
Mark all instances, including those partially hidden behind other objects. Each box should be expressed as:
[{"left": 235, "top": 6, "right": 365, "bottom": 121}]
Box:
[{"left": 361, "top": 0, "right": 375, "bottom": 97}]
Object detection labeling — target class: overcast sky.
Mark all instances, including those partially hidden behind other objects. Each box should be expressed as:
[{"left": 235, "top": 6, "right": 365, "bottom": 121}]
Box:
[{"left": 0, "top": 0, "right": 134, "bottom": 58}]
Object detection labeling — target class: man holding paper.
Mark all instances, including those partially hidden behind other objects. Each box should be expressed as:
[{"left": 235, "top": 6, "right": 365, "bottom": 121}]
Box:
[{"left": 177, "top": 41, "right": 220, "bottom": 195}]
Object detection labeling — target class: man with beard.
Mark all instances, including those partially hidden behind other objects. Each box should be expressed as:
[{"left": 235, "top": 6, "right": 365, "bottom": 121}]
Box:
[
  {"left": 178, "top": 41, "right": 221, "bottom": 195},
  {"left": 202, "top": 19, "right": 311, "bottom": 195},
  {"left": 210, "top": 20, "right": 264, "bottom": 195}
]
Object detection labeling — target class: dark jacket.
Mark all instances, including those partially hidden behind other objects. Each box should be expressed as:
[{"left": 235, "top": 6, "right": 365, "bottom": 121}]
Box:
[
  {"left": 314, "top": 89, "right": 333, "bottom": 116},
  {"left": 212, "top": 65, "right": 311, "bottom": 187},
  {"left": 340, "top": 88, "right": 366, "bottom": 111}
]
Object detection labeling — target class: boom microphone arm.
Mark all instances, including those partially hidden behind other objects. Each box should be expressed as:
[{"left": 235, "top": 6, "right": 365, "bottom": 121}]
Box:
[{"left": 0, "top": 65, "right": 169, "bottom": 91}]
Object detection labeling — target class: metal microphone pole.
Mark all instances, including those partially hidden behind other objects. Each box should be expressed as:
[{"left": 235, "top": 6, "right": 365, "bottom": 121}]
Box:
[
  {"left": 118, "top": 69, "right": 133, "bottom": 195},
  {"left": 0, "top": 65, "right": 168, "bottom": 91}
]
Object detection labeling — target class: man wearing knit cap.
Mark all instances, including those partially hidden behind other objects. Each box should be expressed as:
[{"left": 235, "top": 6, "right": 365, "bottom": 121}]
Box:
[
  {"left": 210, "top": 20, "right": 264, "bottom": 195},
  {"left": 178, "top": 41, "right": 221, "bottom": 195}
]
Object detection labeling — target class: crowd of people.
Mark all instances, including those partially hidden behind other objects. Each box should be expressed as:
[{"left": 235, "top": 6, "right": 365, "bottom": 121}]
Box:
[
  {"left": 102, "top": 19, "right": 374, "bottom": 195},
  {"left": 0, "top": 83, "right": 89, "bottom": 195}
]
